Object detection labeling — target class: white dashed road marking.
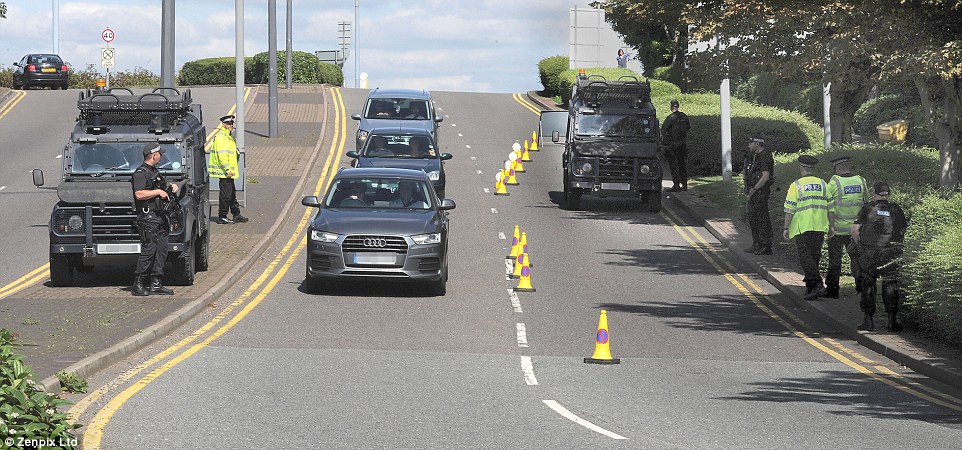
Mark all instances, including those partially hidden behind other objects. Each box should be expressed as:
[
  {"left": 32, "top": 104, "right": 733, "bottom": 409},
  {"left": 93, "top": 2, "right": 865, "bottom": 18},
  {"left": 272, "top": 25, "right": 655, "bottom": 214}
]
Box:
[
  {"left": 516, "top": 323, "right": 529, "bottom": 347},
  {"left": 508, "top": 289, "right": 522, "bottom": 313},
  {"left": 520, "top": 356, "right": 538, "bottom": 385},
  {"left": 498, "top": 232, "right": 506, "bottom": 240},
  {"left": 542, "top": 400, "right": 628, "bottom": 440},
  {"left": 465, "top": 145, "right": 472, "bottom": 149},
  {"left": 0, "top": 186, "right": 6, "bottom": 191},
  {"left": 477, "top": 170, "right": 483, "bottom": 175},
  {"left": 491, "top": 208, "right": 498, "bottom": 214},
  {"left": 483, "top": 188, "right": 490, "bottom": 193}
]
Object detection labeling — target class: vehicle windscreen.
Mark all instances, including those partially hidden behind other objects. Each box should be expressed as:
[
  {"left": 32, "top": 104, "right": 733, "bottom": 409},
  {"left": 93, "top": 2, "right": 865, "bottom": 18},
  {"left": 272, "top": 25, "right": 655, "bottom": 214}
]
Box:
[
  {"left": 576, "top": 114, "right": 654, "bottom": 137},
  {"left": 325, "top": 178, "right": 434, "bottom": 210},
  {"left": 361, "top": 134, "right": 437, "bottom": 159},
  {"left": 364, "top": 98, "right": 431, "bottom": 120},
  {"left": 70, "top": 142, "right": 185, "bottom": 175}
]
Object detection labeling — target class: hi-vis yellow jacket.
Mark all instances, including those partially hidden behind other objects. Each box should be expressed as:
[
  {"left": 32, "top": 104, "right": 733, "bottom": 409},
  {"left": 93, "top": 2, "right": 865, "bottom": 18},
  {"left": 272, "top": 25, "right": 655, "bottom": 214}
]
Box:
[
  {"left": 208, "top": 127, "right": 238, "bottom": 179},
  {"left": 784, "top": 176, "right": 829, "bottom": 238}
]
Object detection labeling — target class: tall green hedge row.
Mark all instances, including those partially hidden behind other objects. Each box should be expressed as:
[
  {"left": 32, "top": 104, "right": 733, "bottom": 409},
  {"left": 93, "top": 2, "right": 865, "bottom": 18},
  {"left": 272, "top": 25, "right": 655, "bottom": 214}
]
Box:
[
  {"left": 177, "top": 52, "right": 343, "bottom": 86},
  {"left": 537, "top": 55, "right": 569, "bottom": 98},
  {"left": 177, "top": 57, "right": 252, "bottom": 86}
]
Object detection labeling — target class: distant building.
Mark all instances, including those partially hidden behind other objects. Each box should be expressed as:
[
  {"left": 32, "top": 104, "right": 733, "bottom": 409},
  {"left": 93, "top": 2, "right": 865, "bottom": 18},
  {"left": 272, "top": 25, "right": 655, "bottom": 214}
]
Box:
[{"left": 569, "top": 7, "right": 643, "bottom": 74}]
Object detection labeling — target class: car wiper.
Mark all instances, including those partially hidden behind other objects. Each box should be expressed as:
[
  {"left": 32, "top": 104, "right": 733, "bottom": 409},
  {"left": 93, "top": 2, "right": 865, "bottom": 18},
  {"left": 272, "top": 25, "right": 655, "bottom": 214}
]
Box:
[{"left": 91, "top": 163, "right": 130, "bottom": 177}]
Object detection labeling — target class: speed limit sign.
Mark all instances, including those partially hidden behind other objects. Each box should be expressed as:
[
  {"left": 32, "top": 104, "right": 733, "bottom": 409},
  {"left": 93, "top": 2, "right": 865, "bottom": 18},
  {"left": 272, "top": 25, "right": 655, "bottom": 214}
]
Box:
[{"left": 102, "top": 28, "right": 115, "bottom": 43}]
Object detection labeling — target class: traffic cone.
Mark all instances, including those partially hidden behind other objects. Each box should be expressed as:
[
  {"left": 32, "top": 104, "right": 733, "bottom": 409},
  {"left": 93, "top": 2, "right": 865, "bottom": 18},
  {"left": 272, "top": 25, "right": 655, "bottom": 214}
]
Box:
[
  {"left": 521, "top": 140, "right": 532, "bottom": 162},
  {"left": 514, "top": 257, "right": 536, "bottom": 292},
  {"left": 584, "top": 310, "right": 620, "bottom": 364},
  {"left": 505, "top": 160, "right": 520, "bottom": 185},
  {"left": 511, "top": 252, "right": 525, "bottom": 278},
  {"left": 506, "top": 225, "right": 521, "bottom": 260},
  {"left": 530, "top": 130, "right": 539, "bottom": 151},
  {"left": 494, "top": 170, "right": 509, "bottom": 196},
  {"left": 511, "top": 150, "right": 526, "bottom": 173},
  {"left": 520, "top": 232, "right": 533, "bottom": 268}
]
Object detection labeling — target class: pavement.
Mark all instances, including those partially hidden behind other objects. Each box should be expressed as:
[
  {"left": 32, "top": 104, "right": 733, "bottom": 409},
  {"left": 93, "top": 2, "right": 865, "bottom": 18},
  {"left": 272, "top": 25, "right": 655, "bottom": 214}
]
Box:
[{"left": 525, "top": 90, "right": 962, "bottom": 389}]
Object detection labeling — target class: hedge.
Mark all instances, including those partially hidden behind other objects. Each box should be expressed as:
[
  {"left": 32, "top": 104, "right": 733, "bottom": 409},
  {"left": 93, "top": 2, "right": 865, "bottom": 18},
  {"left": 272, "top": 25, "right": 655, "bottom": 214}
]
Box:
[
  {"left": 537, "top": 55, "right": 569, "bottom": 98},
  {"left": 249, "top": 50, "right": 343, "bottom": 86},
  {"left": 853, "top": 94, "right": 937, "bottom": 148},
  {"left": 178, "top": 57, "right": 253, "bottom": 86}
]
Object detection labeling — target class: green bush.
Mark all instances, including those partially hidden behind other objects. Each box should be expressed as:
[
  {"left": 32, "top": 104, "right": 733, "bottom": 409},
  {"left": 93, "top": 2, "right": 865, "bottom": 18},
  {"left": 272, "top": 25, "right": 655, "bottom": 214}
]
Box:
[
  {"left": 853, "top": 94, "right": 937, "bottom": 148},
  {"left": 1, "top": 329, "right": 81, "bottom": 447},
  {"left": 0, "top": 66, "right": 12, "bottom": 87},
  {"left": 249, "top": 51, "right": 343, "bottom": 86},
  {"left": 537, "top": 55, "right": 569, "bottom": 98},
  {"left": 733, "top": 73, "right": 823, "bottom": 123},
  {"left": 178, "top": 57, "right": 251, "bottom": 86}
]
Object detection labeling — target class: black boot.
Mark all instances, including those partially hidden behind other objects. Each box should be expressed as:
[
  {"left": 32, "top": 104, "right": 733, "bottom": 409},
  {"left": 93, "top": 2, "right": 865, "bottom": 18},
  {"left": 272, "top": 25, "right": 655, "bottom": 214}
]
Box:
[
  {"left": 888, "top": 314, "right": 903, "bottom": 332},
  {"left": 132, "top": 275, "right": 149, "bottom": 297},
  {"left": 149, "top": 276, "right": 174, "bottom": 295},
  {"left": 857, "top": 314, "right": 874, "bottom": 331}
]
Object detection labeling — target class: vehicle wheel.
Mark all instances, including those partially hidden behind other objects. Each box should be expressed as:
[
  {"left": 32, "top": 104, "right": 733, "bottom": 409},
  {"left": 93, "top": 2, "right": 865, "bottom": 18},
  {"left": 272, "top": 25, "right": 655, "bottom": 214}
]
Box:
[
  {"left": 61, "top": 84, "right": 69, "bottom": 90},
  {"left": 21, "top": 81, "right": 30, "bottom": 90},
  {"left": 169, "top": 250, "right": 195, "bottom": 286},
  {"left": 563, "top": 179, "right": 581, "bottom": 211},
  {"left": 49, "top": 255, "right": 74, "bottom": 287},
  {"left": 195, "top": 231, "right": 210, "bottom": 272},
  {"left": 646, "top": 190, "right": 662, "bottom": 213},
  {"left": 431, "top": 264, "right": 448, "bottom": 296},
  {"left": 12, "top": 78, "right": 21, "bottom": 90}
]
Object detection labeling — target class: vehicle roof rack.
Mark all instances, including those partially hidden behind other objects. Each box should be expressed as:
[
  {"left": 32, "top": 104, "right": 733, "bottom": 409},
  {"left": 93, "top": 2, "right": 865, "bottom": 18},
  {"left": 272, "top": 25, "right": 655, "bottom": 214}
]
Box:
[
  {"left": 77, "top": 88, "right": 194, "bottom": 133},
  {"left": 574, "top": 75, "right": 651, "bottom": 108}
]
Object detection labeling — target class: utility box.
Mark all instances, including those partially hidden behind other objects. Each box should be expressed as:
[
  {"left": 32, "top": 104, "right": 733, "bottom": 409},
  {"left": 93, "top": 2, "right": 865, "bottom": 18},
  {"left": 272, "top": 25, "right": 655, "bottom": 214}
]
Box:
[{"left": 877, "top": 119, "right": 908, "bottom": 143}]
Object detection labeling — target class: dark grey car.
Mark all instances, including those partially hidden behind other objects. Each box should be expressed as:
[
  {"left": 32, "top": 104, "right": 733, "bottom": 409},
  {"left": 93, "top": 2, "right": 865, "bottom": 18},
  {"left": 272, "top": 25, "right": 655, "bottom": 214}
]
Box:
[
  {"left": 301, "top": 168, "right": 455, "bottom": 295},
  {"left": 346, "top": 127, "right": 453, "bottom": 199},
  {"left": 351, "top": 88, "right": 443, "bottom": 150}
]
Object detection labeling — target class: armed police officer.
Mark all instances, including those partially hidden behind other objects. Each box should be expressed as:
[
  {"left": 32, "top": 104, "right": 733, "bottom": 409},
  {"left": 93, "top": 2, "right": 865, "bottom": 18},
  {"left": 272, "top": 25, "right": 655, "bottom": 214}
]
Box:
[
  {"left": 852, "top": 182, "right": 908, "bottom": 332},
  {"left": 661, "top": 99, "right": 690, "bottom": 192},
  {"left": 209, "top": 114, "right": 249, "bottom": 224},
  {"left": 783, "top": 155, "right": 830, "bottom": 300},
  {"left": 743, "top": 137, "right": 774, "bottom": 255},
  {"left": 825, "top": 156, "right": 870, "bottom": 298},
  {"left": 130, "top": 143, "right": 178, "bottom": 296}
]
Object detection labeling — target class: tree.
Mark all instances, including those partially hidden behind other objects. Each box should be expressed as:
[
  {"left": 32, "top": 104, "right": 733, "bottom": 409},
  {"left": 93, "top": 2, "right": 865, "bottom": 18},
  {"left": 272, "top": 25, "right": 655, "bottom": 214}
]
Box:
[{"left": 1, "top": 2, "right": 7, "bottom": 19}]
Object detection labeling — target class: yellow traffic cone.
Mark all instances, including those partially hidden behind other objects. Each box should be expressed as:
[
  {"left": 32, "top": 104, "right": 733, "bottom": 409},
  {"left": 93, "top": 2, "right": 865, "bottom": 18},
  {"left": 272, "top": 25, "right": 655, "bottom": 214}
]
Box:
[
  {"left": 521, "top": 140, "right": 532, "bottom": 162},
  {"left": 494, "top": 171, "right": 509, "bottom": 196},
  {"left": 514, "top": 256, "right": 536, "bottom": 292},
  {"left": 584, "top": 310, "right": 620, "bottom": 364},
  {"left": 530, "top": 130, "right": 539, "bottom": 151},
  {"left": 520, "top": 232, "right": 533, "bottom": 268},
  {"left": 511, "top": 252, "right": 525, "bottom": 278},
  {"left": 506, "top": 160, "right": 520, "bottom": 185},
  {"left": 511, "top": 150, "right": 526, "bottom": 173},
  {"left": 506, "top": 225, "right": 521, "bottom": 260}
]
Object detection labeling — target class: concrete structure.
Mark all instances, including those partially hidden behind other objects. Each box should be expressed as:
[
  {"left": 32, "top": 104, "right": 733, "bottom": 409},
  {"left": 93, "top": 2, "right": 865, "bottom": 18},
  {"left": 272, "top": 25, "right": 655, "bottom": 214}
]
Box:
[{"left": 569, "top": 7, "right": 642, "bottom": 73}]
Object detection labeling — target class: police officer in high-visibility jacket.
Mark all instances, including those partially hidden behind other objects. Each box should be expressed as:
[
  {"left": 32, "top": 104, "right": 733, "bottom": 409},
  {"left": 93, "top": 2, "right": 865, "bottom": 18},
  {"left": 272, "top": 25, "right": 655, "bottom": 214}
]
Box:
[
  {"left": 783, "top": 155, "right": 830, "bottom": 300},
  {"left": 852, "top": 181, "right": 908, "bottom": 332},
  {"left": 208, "top": 115, "right": 249, "bottom": 224},
  {"left": 825, "top": 156, "right": 870, "bottom": 298}
]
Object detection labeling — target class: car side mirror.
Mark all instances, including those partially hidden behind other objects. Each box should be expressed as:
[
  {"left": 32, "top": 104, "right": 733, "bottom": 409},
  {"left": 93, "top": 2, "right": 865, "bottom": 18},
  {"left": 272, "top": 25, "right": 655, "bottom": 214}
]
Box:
[
  {"left": 301, "top": 195, "right": 321, "bottom": 208},
  {"left": 439, "top": 198, "right": 456, "bottom": 210},
  {"left": 351, "top": 113, "right": 361, "bottom": 121},
  {"left": 440, "top": 153, "right": 453, "bottom": 161},
  {"left": 346, "top": 151, "right": 359, "bottom": 158},
  {"left": 434, "top": 115, "right": 444, "bottom": 123},
  {"left": 552, "top": 131, "right": 560, "bottom": 143},
  {"left": 32, "top": 169, "right": 44, "bottom": 187},
  {"left": 13, "top": 62, "right": 20, "bottom": 67}
]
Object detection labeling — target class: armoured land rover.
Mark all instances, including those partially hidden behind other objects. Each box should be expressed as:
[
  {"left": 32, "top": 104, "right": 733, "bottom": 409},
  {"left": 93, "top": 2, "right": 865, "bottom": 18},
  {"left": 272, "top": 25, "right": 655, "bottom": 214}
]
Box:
[
  {"left": 540, "top": 74, "right": 662, "bottom": 212},
  {"left": 32, "top": 88, "right": 210, "bottom": 286}
]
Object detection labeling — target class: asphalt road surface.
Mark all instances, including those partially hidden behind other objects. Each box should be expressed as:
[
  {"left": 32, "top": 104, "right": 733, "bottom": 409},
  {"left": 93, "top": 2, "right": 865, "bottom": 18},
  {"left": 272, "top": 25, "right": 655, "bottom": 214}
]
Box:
[{"left": 6, "top": 87, "right": 960, "bottom": 448}]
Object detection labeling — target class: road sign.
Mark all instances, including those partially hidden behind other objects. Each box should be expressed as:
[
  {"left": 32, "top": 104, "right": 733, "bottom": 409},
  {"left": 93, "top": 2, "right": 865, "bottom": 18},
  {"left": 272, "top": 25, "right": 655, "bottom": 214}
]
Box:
[
  {"left": 102, "top": 28, "right": 115, "bottom": 43},
  {"left": 101, "top": 48, "right": 115, "bottom": 69}
]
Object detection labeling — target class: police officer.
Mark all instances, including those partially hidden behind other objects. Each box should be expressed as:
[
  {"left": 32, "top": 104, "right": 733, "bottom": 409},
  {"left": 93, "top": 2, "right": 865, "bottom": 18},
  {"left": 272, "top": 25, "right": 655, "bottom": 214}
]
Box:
[
  {"left": 783, "top": 155, "right": 830, "bottom": 300},
  {"left": 825, "top": 156, "right": 870, "bottom": 298},
  {"left": 852, "top": 182, "right": 908, "bottom": 332},
  {"left": 131, "top": 143, "right": 178, "bottom": 296},
  {"left": 743, "top": 137, "right": 774, "bottom": 255},
  {"left": 209, "top": 115, "right": 249, "bottom": 224},
  {"left": 661, "top": 99, "right": 690, "bottom": 192}
]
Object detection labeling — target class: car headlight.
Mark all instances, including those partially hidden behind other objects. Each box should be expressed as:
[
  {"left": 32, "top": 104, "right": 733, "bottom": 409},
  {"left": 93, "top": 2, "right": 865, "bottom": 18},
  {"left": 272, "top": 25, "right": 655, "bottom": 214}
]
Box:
[
  {"left": 357, "top": 130, "right": 369, "bottom": 142},
  {"left": 310, "top": 230, "right": 339, "bottom": 242},
  {"left": 573, "top": 161, "right": 593, "bottom": 176},
  {"left": 68, "top": 215, "right": 84, "bottom": 230},
  {"left": 411, "top": 233, "right": 441, "bottom": 245},
  {"left": 426, "top": 170, "right": 440, "bottom": 181},
  {"left": 640, "top": 164, "right": 651, "bottom": 175}
]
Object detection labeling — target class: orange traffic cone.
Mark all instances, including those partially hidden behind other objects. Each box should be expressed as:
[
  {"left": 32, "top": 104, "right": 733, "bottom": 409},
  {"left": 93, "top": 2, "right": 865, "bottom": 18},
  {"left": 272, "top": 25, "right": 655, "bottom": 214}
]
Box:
[
  {"left": 530, "top": 130, "right": 539, "bottom": 151},
  {"left": 506, "top": 225, "right": 521, "bottom": 260},
  {"left": 511, "top": 252, "right": 526, "bottom": 278},
  {"left": 521, "top": 139, "right": 532, "bottom": 162},
  {"left": 584, "top": 310, "right": 620, "bottom": 364},
  {"left": 520, "top": 232, "right": 533, "bottom": 268},
  {"left": 505, "top": 160, "right": 519, "bottom": 185},
  {"left": 514, "top": 256, "right": 536, "bottom": 292},
  {"left": 494, "top": 170, "right": 509, "bottom": 196}
]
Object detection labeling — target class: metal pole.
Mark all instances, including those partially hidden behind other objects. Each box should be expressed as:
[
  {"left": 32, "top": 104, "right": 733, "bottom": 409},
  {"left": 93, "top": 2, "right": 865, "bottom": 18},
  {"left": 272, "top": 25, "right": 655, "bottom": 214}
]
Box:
[
  {"left": 161, "top": 0, "right": 175, "bottom": 88},
  {"left": 268, "top": 0, "right": 278, "bottom": 138},
  {"left": 720, "top": 79, "right": 733, "bottom": 182},
  {"left": 52, "top": 0, "right": 59, "bottom": 54},
  {"left": 235, "top": 0, "right": 245, "bottom": 153},
  {"left": 285, "top": 0, "right": 292, "bottom": 89},
  {"left": 823, "top": 82, "right": 832, "bottom": 149},
  {"left": 355, "top": 0, "right": 359, "bottom": 88}
]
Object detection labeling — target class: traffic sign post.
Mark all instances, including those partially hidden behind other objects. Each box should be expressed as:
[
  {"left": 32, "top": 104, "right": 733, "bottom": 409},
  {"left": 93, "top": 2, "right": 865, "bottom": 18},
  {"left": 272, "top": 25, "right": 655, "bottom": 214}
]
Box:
[{"left": 101, "top": 28, "right": 114, "bottom": 90}]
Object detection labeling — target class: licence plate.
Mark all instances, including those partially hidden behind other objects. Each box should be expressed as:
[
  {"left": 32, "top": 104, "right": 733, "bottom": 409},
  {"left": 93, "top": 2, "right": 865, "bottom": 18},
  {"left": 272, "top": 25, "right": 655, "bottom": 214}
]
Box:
[
  {"left": 601, "top": 182, "right": 631, "bottom": 191},
  {"left": 97, "top": 243, "right": 141, "bottom": 254},
  {"left": 354, "top": 252, "right": 397, "bottom": 265},
  {"left": 42, "top": 68, "right": 57, "bottom": 73}
]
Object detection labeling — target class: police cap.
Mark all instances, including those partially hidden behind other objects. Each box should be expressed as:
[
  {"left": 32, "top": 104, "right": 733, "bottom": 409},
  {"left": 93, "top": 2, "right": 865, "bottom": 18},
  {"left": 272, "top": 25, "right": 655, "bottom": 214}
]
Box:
[
  {"left": 797, "top": 154, "right": 818, "bottom": 168},
  {"left": 142, "top": 142, "right": 165, "bottom": 157},
  {"left": 873, "top": 181, "right": 890, "bottom": 195},
  {"left": 220, "top": 114, "right": 236, "bottom": 124},
  {"left": 669, "top": 99, "right": 680, "bottom": 108},
  {"left": 831, "top": 156, "right": 852, "bottom": 167}
]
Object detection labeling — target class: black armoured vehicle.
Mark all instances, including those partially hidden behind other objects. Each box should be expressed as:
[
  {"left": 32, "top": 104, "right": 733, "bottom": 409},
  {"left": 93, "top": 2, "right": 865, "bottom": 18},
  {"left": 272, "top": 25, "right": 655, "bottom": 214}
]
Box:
[
  {"left": 540, "top": 74, "right": 662, "bottom": 212},
  {"left": 32, "top": 88, "right": 211, "bottom": 286}
]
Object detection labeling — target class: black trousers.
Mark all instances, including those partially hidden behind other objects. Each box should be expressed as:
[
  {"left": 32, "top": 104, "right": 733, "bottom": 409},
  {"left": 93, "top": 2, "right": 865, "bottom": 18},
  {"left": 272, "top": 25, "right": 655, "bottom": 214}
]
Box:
[
  {"left": 826, "top": 234, "right": 861, "bottom": 292},
  {"left": 664, "top": 141, "right": 688, "bottom": 187},
  {"left": 218, "top": 177, "right": 241, "bottom": 218},
  {"left": 745, "top": 193, "right": 772, "bottom": 251},
  {"left": 795, "top": 231, "right": 825, "bottom": 291},
  {"left": 135, "top": 213, "right": 169, "bottom": 277},
  {"left": 858, "top": 246, "right": 901, "bottom": 316}
]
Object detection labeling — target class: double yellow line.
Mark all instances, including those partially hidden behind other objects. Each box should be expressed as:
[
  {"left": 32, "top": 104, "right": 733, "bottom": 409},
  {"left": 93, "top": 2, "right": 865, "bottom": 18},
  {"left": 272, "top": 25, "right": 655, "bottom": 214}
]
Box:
[
  {"left": 78, "top": 87, "right": 347, "bottom": 449},
  {"left": 0, "top": 89, "right": 26, "bottom": 120},
  {"left": 659, "top": 207, "right": 962, "bottom": 412},
  {"left": 513, "top": 93, "right": 542, "bottom": 116}
]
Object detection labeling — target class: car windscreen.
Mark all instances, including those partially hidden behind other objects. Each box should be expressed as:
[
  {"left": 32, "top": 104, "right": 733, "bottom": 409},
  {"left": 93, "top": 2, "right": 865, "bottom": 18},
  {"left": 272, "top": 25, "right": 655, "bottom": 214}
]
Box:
[
  {"left": 364, "top": 98, "right": 431, "bottom": 120},
  {"left": 575, "top": 114, "right": 655, "bottom": 137},
  {"left": 325, "top": 178, "right": 433, "bottom": 210},
  {"left": 70, "top": 142, "right": 185, "bottom": 175},
  {"left": 360, "top": 134, "right": 437, "bottom": 158}
]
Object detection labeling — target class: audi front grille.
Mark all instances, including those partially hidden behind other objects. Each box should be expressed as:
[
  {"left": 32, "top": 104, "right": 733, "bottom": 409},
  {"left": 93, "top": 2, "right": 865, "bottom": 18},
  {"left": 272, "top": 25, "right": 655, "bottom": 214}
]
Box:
[{"left": 341, "top": 235, "right": 408, "bottom": 253}]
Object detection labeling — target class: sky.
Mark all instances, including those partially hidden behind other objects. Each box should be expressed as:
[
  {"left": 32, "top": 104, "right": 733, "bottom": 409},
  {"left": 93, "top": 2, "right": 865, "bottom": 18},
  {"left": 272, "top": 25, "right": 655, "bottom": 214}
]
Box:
[{"left": 0, "top": 0, "right": 600, "bottom": 93}]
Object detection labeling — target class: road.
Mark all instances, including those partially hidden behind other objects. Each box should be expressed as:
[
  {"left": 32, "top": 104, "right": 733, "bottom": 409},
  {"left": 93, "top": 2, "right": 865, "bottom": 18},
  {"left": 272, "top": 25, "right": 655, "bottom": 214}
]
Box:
[{"left": 3, "top": 87, "right": 960, "bottom": 448}]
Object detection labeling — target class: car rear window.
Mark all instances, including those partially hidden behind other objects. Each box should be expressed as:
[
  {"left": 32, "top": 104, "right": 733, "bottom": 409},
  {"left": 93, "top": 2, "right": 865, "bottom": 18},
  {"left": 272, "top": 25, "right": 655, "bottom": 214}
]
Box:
[
  {"left": 361, "top": 134, "right": 437, "bottom": 158},
  {"left": 364, "top": 98, "right": 430, "bottom": 120},
  {"left": 29, "top": 55, "right": 64, "bottom": 65}
]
